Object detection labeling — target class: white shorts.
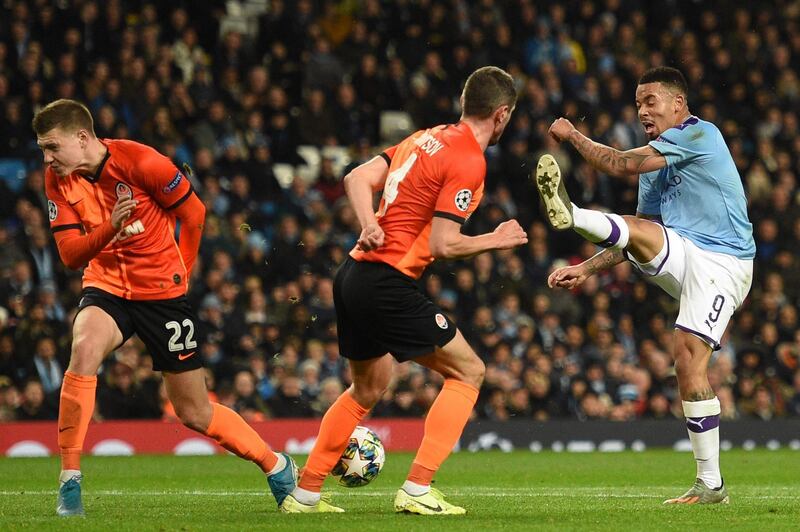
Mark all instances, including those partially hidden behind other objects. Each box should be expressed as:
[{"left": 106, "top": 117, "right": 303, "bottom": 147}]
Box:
[{"left": 625, "top": 225, "right": 753, "bottom": 350}]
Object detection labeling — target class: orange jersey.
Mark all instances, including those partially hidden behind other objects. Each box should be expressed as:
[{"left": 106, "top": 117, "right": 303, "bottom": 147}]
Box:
[
  {"left": 351, "top": 122, "right": 485, "bottom": 279},
  {"left": 45, "top": 139, "right": 194, "bottom": 300}
]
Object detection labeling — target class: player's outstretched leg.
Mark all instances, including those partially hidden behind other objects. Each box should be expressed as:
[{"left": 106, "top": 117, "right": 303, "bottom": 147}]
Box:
[
  {"left": 199, "top": 404, "right": 297, "bottom": 506},
  {"left": 282, "top": 355, "right": 392, "bottom": 513},
  {"left": 534, "top": 154, "right": 630, "bottom": 250},
  {"left": 164, "top": 369, "right": 297, "bottom": 507},
  {"left": 395, "top": 332, "right": 481, "bottom": 516},
  {"left": 197, "top": 403, "right": 298, "bottom": 506}
]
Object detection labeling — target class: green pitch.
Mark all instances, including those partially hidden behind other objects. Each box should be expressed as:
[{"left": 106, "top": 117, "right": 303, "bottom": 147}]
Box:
[{"left": 1, "top": 450, "right": 798, "bottom": 531}]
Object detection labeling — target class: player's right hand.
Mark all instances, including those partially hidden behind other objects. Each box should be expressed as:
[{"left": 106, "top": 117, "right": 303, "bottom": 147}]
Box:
[
  {"left": 111, "top": 198, "right": 137, "bottom": 230},
  {"left": 548, "top": 264, "right": 590, "bottom": 289},
  {"left": 356, "top": 223, "right": 384, "bottom": 251},
  {"left": 493, "top": 219, "right": 528, "bottom": 249},
  {"left": 548, "top": 117, "right": 577, "bottom": 142}
]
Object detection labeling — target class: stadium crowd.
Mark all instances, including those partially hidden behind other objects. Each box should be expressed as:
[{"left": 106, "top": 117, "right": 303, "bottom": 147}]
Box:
[{"left": 1, "top": 0, "right": 800, "bottom": 424}]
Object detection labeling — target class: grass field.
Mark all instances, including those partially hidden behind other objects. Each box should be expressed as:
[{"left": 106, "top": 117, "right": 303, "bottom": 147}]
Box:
[{"left": 1, "top": 450, "right": 798, "bottom": 531}]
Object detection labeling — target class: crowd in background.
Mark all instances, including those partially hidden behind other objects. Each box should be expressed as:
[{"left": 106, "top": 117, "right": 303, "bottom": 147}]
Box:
[{"left": 1, "top": 0, "right": 800, "bottom": 424}]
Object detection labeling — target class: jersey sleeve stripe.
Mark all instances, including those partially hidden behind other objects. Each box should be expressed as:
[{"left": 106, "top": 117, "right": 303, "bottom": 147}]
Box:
[
  {"left": 51, "top": 223, "right": 83, "bottom": 233},
  {"left": 165, "top": 185, "right": 194, "bottom": 211},
  {"left": 433, "top": 211, "right": 466, "bottom": 224},
  {"left": 379, "top": 152, "right": 391, "bottom": 165}
]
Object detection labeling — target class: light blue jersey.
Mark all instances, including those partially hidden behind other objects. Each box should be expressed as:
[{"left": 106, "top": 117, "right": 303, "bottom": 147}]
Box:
[{"left": 637, "top": 116, "right": 755, "bottom": 259}]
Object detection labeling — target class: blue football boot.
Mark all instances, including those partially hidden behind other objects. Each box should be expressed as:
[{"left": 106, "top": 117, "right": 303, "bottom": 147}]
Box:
[
  {"left": 267, "top": 452, "right": 298, "bottom": 507},
  {"left": 56, "top": 474, "right": 84, "bottom": 516}
]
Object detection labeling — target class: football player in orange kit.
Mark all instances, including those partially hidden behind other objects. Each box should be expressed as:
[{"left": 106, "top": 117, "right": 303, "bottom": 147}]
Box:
[
  {"left": 33, "top": 99, "right": 297, "bottom": 516},
  {"left": 281, "top": 67, "right": 527, "bottom": 514}
]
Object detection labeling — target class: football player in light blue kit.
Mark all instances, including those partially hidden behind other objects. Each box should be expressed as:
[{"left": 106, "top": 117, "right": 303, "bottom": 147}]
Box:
[{"left": 535, "top": 67, "right": 754, "bottom": 504}]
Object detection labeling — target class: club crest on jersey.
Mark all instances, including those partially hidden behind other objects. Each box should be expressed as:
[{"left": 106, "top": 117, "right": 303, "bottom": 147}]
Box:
[
  {"left": 115, "top": 182, "right": 133, "bottom": 200},
  {"left": 163, "top": 171, "right": 183, "bottom": 193},
  {"left": 454, "top": 189, "right": 472, "bottom": 212},
  {"left": 48, "top": 200, "right": 57, "bottom": 221},
  {"left": 435, "top": 313, "right": 448, "bottom": 329}
]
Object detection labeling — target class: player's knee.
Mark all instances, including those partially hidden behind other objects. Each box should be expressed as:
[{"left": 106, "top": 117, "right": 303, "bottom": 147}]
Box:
[
  {"left": 672, "top": 341, "right": 702, "bottom": 382},
  {"left": 458, "top": 357, "right": 485, "bottom": 389},
  {"left": 176, "top": 403, "right": 212, "bottom": 432},
  {"left": 68, "top": 337, "right": 104, "bottom": 375},
  {"left": 350, "top": 384, "right": 386, "bottom": 409}
]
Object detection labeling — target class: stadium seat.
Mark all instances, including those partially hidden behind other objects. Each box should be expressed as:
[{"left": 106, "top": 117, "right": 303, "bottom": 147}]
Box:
[
  {"left": 272, "top": 163, "right": 295, "bottom": 189},
  {"left": 297, "top": 145, "right": 322, "bottom": 176},
  {"left": 320, "top": 146, "right": 351, "bottom": 178},
  {"left": 296, "top": 164, "right": 318, "bottom": 183},
  {"left": 380, "top": 111, "right": 414, "bottom": 144}
]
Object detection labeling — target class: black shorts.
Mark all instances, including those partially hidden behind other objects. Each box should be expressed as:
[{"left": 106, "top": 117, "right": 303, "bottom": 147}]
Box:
[
  {"left": 77, "top": 287, "right": 203, "bottom": 372},
  {"left": 333, "top": 258, "right": 457, "bottom": 362}
]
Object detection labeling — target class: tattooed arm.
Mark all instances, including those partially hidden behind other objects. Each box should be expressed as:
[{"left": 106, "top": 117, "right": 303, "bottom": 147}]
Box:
[
  {"left": 584, "top": 248, "right": 625, "bottom": 276},
  {"left": 548, "top": 118, "right": 667, "bottom": 177}
]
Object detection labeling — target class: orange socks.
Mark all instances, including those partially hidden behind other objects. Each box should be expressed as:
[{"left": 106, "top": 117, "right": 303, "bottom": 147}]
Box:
[
  {"left": 58, "top": 378, "right": 277, "bottom": 474},
  {"left": 407, "top": 379, "right": 479, "bottom": 486},
  {"left": 58, "top": 371, "right": 97, "bottom": 471},
  {"left": 204, "top": 403, "right": 278, "bottom": 473},
  {"left": 298, "top": 391, "right": 369, "bottom": 492}
]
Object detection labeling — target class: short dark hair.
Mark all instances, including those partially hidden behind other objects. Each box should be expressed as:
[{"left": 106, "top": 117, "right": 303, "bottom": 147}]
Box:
[
  {"left": 32, "top": 99, "right": 95, "bottom": 137},
  {"left": 638, "top": 67, "right": 688, "bottom": 97},
  {"left": 462, "top": 66, "right": 517, "bottom": 118}
]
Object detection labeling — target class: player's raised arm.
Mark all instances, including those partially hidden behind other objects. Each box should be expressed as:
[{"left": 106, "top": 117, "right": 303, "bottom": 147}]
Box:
[
  {"left": 548, "top": 117, "right": 667, "bottom": 177},
  {"left": 343, "top": 154, "right": 391, "bottom": 252}
]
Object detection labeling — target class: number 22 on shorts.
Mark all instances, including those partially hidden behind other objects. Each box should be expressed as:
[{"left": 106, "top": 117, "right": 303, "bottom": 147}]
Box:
[{"left": 165, "top": 319, "right": 198, "bottom": 355}]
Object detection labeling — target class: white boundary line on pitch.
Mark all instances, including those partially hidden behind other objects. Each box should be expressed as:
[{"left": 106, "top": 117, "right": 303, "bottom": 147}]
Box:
[{"left": 2, "top": 488, "right": 798, "bottom": 500}]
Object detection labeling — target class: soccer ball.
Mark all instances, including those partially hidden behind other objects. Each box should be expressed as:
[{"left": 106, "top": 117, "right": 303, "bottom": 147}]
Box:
[{"left": 331, "top": 425, "right": 385, "bottom": 487}]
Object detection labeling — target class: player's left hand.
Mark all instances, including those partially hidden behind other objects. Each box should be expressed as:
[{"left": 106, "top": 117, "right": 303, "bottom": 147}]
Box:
[
  {"left": 357, "top": 223, "right": 384, "bottom": 251},
  {"left": 548, "top": 118, "right": 577, "bottom": 142}
]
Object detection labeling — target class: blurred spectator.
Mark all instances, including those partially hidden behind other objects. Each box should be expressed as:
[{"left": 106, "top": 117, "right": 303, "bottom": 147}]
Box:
[
  {"left": 0, "top": 375, "right": 18, "bottom": 421},
  {"left": 14, "top": 379, "right": 56, "bottom": 420},
  {"left": 374, "top": 380, "right": 425, "bottom": 418},
  {"left": 96, "top": 359, "right": 161, "bottom": 420},
  {"left": 232, "top": 370, "right": 268, "bottom": 421},
  {"left": 313, "top": 376, "right": 343, "bottom": 416},
  {"left": 28, "top": 336, "right": 62, "bottom": 397},
  {"left": 267, "top": 375, "right": 314, "bottom": 418}
]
